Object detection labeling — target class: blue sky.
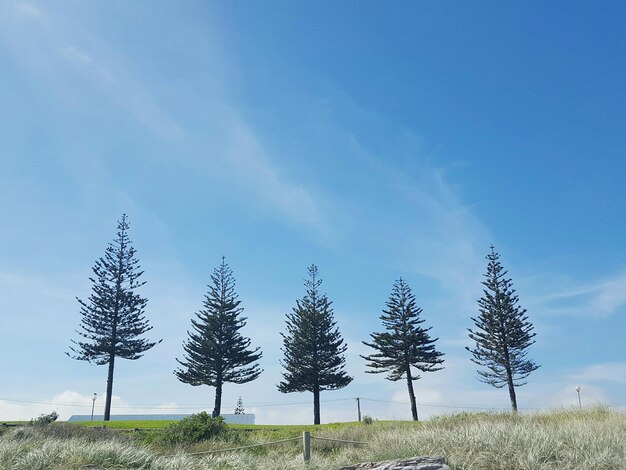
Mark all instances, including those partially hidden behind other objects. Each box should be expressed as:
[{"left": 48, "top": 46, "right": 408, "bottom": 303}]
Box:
[{"left": 1, "top": 1, "right": 625, "bottom": 424}]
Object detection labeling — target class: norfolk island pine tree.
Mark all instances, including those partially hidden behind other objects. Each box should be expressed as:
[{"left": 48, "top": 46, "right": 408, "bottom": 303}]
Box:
[
  {"left": 361, "top": 278, "right": 444, "bottom": 421},
  {"left": 234, "top": 396, "right": 245, "bottom": 414},
  {"left": 467, "top": 246, "right": 539, "bottom": 412},
  {"left": 175, "top": 257, "right": 262, "bottom": 417},
  {"left": 67, "top": 214, "right": 161, "bottom": 421},
  {"left": 278, "top": 265, "right": 352, "bottom": 425}
]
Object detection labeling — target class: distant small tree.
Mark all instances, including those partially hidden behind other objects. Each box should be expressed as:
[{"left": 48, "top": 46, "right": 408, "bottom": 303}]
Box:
[
  {"left": 361, "top": 278, "right": 444, "bottom": 421},
  {"left": 175, "top": 258, "right": 262, "bottom": 417},
  {"left": 278, "top": 265, "right": 353, "bottom": 425},
  {"left": 67, "top": 214, "right": 161, "bottom": 421},
  {"left": 467, "top": 246, "right": 539, "bottom": 412},
  {"left": 234, "top": 396, "right": 245, "bottom": 414}
]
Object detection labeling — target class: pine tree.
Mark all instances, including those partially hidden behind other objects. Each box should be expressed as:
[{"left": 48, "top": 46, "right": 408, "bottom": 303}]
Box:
[
  {"left": 467, "top": 246, "right": 539, "bottom": 412},
  {"left": 67, "top": 214, "right": 161, "bottom": 421},
  {"left": 175, "top": 257, "right": 262, "bottom": 417},
  {"left": 361, "top": 278, "right": 444, "bottom": 421},
  {"left": 234, "top": 396, "right": 245, "bottom": 414},
  {"left": 278, "top": 265, "right": 352, "bottom": 425}
]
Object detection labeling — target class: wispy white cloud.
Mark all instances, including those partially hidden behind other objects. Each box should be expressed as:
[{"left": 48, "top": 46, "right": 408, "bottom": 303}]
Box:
[
  {"left": 58, "top": 44, "right": 184, "bottom": 141},
  {"left": 297, "top": 90, "right": 493, "bottom": 305},
  {"left": 1, "top": 3, "right": 183, "bottom": 141},
  {"left": 218, "top": 111, "right": 329, "bottom": 237},
  {"left": 0, "top": 390, "right": 187, "bottom": 421},
  {"left": 0, "top": 270, "right": 78, "bottom": 340},
  {"left": 569, "top": 362, "right": 626, "bottom": 385},
  {"left": 60, "top": 45, "right": 114, "bottom": 83},
  {"left": 13, "top": 2, "right": 44, "bottom": 20},
  {"left": 531, "top": 273, "right": 626, "bottom": 317},
  {"left": 522, "top": 383, "right": 609, "bottom": 410},
  {"left": 0, "top": 2, "right": 333, "bottom": 236}
]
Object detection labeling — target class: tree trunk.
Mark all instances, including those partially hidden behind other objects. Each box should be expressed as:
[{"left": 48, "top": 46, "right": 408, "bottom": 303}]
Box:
[
  {"left": 313, "top": 385, "right": 321, "bottom": 425},
  {"left": 106, "top": 251, "right": 123, "bottom": 423},
  {"left": 406, "top": 367, "right": 419, "bottom": 421},
  {"left": 104, "top": 353, "right": 115, "bottom": 421},
  {"left": 213, "top": 379, "right": 223, "bottom": 417},
  {"left": 502, "top": 345, "right": 518, "bottom": 413},
  {"left": 506, "top": 366, "right": 518, "bottom": 413}
]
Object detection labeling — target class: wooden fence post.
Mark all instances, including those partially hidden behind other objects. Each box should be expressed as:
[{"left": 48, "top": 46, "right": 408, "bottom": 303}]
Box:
[{"left": 303, "top": 431, "right": 311, "bottom": 463}]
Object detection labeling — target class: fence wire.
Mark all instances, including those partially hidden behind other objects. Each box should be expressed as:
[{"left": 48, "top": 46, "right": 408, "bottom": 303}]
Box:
[{"left": 169, "top": 437, "right": 301, "bottom": 457}]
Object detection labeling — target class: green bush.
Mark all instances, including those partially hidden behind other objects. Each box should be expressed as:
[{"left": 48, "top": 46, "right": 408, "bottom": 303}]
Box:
[
  {"left": 362, "top": 415, "right": 373, "bottom": 425},
  {"left": 161, "top": 412, "right": 227, "bottom": 446},
  {"left": 30, "top": 411, "right": 59, "bottom": 426}
]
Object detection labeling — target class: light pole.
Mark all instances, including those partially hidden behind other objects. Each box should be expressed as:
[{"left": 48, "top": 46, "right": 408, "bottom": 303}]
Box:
[
  {"left": 575, "top": 386, "right": 581, "bottom": 409},
  {"left": 91, "top": 393, "right": 97, "bottom": 421}
]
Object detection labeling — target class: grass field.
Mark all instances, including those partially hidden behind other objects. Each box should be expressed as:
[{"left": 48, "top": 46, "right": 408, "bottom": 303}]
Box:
[
  {"left": 1, "top": 407, "right": 624, "bottom": 469},
  {"left": 72, "top": 419, "right": 393, "bottom": 434},
  {"left": 71, "top": 419, "right": 181, "bottom": 429},
  {"left": 73, "top": 419, "right": 364, "bottom": 430}
]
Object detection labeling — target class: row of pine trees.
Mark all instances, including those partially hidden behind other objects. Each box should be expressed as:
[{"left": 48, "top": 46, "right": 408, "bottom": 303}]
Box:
[{"left": 68, "top": 215, "right": 538, "bottom": 424}]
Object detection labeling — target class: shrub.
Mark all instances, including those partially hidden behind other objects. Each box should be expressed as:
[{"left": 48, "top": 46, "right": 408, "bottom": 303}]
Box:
[
  {"left": 161, "top": 412, "right": 227, "bottom": 446},
  {"left": 362, "top": 415, "right": 373, "bottom": 425},
  {"left": 30, "top": 411, "right": 59, "bottom": 426}
]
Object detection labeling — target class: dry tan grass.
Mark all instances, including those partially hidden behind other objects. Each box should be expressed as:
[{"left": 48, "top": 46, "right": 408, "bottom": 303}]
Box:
[{"left": 1, "top": 407, "right": 624, "bottom": 469}]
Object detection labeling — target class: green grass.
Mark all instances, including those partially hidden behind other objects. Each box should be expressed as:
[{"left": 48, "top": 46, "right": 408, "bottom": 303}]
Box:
[
  {"left": 1, "top": 407, "right": 624, "bottom": 469},
  {"left": 72, "top": 419, "right": 179, "bottom": 429},
  {"left": 74, "top": 420, "right": 367, "bottom": 430},
  {"left": 70, "top": 418, "right": 397, "bottom": 447},
  {"left": 72, "top": 419, "right": 401, "bottom": 440}
]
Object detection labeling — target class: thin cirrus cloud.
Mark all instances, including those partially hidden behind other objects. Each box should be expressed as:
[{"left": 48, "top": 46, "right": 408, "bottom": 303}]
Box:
[
  {"left": 533, "top": 273, "right": 626, "bottom": 317},
  {"left": 1, "top": 2, "right": 182, "bottom": 141},
  {"left": 3, "top": 2, "right": 491, "bottom": 252},
  {"left": 0, "top": 1, "right": 329, "bottom": 237},
  {"left": 12, "top": 1, "right": 43, "bottom": 20},
  {"left": 570, "top": 362, "right": 626, "bottom": 385},
  {"left": 1, "top": 1, "right": 491, "bottom": 255},
  {"left": 209, "top": 109, "right": 329, "bottom": 236},
  {"left": 58, "top": 45, "right": 184, "bottom": 141}
]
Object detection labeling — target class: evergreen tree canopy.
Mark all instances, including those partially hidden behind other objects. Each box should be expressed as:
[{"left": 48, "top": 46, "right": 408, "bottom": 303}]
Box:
[
  {"left": 234, "top": 396, "right": 245, "bottom": 415},
  {"left": 278, "top": 265, "right": 352, "bottom": 424},
  {"left": 67, "top": 214, "right": 160, "bottom": 421},
  {"left": 175, "top": 257, "right": 262, "bottom": 417},
  {"left": 362, "top": 278, "right": 443, "bottom": 420},
  {"left": 467, "top": 246, "right": 539, "bottom": 412}
]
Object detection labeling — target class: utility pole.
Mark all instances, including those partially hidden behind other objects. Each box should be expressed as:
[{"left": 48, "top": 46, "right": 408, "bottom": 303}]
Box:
[
  {"left": 575, "top": 386, "right": 581, "bottom": 409},
  {"left": 91, "top": 393, "right": 97, "bottom": 421},
  {"left": 356, "top": 397, "right": 361, "bottom": 422}
]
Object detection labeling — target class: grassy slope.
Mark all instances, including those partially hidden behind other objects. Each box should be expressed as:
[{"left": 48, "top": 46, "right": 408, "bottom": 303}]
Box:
[
  {"left": 72, "top": 419, "right": 417, "bottom": 440},
  {"left": 1, "top": 408, "right": 624, "bottom": 469},
  {"left": 72, "top": 420, "right": 179, "bottom": 429}
]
